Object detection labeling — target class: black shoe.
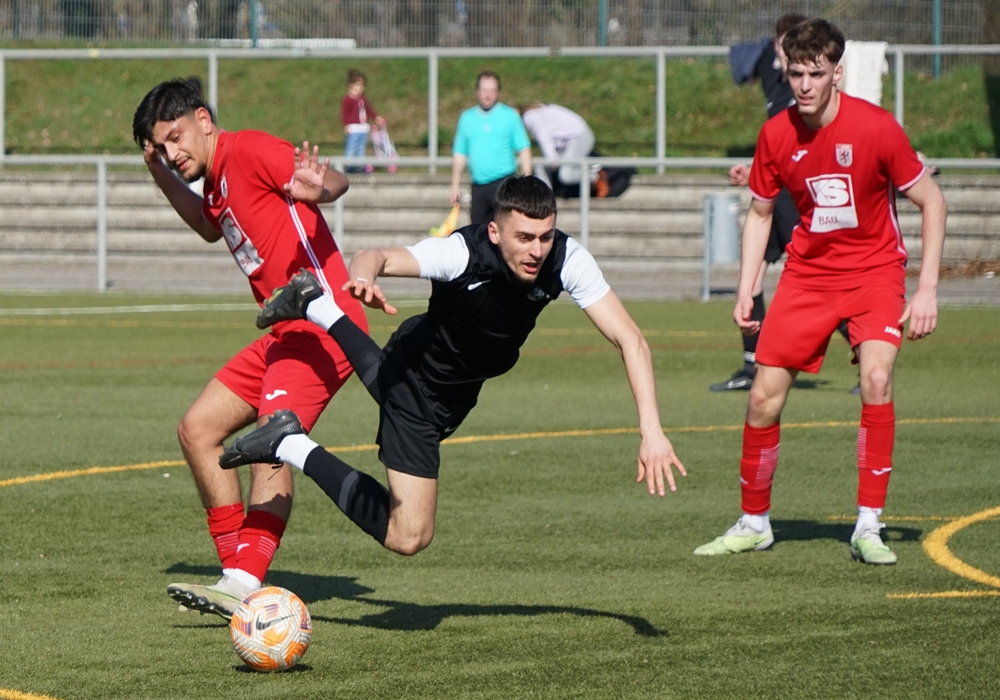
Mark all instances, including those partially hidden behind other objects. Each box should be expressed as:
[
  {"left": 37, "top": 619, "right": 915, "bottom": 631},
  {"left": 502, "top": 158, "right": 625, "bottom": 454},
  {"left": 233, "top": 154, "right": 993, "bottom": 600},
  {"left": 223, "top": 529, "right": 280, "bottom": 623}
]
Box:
[
  {"left": 256, "top": 268, "right": 324, "bottom": 330},
  {"left": 219, "top": 410, "right": 304, "bottom": 469},
  {"left": 710, "top": 368, "right": 755, "bottom": 392},
  {"left": 850, "top": 383, "right": 861, "bottom": 395}
]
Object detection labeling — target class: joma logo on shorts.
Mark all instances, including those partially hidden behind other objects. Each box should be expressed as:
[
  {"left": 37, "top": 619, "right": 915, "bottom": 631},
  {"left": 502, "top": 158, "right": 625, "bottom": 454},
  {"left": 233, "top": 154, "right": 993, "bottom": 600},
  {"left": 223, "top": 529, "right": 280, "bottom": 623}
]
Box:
[{"left": 884, "top": 326, "right": 901, "bottom": 338}]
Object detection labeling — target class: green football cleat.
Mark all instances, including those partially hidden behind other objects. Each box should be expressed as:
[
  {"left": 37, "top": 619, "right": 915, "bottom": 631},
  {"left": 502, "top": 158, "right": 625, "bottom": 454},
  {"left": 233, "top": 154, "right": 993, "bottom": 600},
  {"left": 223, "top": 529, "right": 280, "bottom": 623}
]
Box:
[
  {"left": 850, "top": 524, "right": 897, "bottom": 565},
  {"left": 256, "top": 268, "right": 325, "bottom": 330},
  {"left": 694, "top": 518, "right": 774, "bottom": 555},
  {"left": 167, "top": 580, "right": 248, "bottom": 621}
]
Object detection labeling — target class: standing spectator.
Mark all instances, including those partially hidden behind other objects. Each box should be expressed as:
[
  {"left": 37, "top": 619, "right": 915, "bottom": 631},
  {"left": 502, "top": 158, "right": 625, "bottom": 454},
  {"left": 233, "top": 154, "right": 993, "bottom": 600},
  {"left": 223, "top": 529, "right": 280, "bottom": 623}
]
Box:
[
  {"left": 520, "top": 102, "right": 608, "bottom": 197},
  {"left": 713, "top": 13, "right": 851, "bottom": 392},
  {"left": 341, "top": 69, "right": 385, "bottom": 173},
  {"left": 450, "top": 71, "right": 532, "bottom": 224}
]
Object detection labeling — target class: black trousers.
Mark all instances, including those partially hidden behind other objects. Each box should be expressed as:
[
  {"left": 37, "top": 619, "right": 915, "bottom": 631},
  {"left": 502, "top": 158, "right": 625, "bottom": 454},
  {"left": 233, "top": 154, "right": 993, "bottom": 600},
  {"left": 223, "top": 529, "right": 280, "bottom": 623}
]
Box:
[{"left": 470, "top": 176, "right": 509, "bottom": 225}]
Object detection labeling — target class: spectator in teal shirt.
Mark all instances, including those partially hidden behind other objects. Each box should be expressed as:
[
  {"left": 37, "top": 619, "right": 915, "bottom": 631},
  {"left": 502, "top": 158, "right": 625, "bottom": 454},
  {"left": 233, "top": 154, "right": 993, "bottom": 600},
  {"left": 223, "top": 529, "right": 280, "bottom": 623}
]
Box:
[{"left": 450, "top": 71, "right": 533, "bottom": 224}]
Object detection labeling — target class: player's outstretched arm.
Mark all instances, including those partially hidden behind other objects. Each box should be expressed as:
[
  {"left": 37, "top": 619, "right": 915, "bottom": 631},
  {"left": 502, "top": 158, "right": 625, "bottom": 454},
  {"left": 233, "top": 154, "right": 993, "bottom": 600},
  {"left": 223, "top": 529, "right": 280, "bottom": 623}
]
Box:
[
  {"left": 899, "top": 171, "right": 947, "bottom": 340},
  {"left": 283, "top": 141, "right": 349, "bottom": 204},
  {"left": 142, "top": 144, "right": 221, "bottom": 242},
  {"left": 734, "top": 198, "right": 774, "bottom": 334},
  {"left": 583, "top": 290, "right": 687, "bottom": 496},
  {"left": 344, "top": 247, "right": 422, "bottom": 315}
]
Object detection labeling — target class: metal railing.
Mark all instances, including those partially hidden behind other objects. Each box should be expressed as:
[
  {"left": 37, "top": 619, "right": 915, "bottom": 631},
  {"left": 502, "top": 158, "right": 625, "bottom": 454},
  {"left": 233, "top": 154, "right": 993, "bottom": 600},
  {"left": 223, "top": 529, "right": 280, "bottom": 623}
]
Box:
[
  {"left": 2, "top": 44, "right": 1000, "bottom": 174},
  {"left": 3, "top": 152, "right": 998, "bottom": 293}
]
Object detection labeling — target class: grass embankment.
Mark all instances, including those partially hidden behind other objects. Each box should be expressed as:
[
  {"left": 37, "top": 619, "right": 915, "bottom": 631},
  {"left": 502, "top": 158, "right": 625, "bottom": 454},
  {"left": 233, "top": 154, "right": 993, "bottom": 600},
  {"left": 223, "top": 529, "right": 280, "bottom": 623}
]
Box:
[{"left": 3, "top": 55, "right": 996, "bottom": 158}]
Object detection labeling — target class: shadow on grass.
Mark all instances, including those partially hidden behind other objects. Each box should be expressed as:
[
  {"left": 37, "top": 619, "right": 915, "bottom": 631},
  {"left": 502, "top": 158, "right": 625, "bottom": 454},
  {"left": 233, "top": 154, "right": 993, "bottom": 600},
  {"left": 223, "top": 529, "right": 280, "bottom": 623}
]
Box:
[
  {"left": 771, "top": 519, "right": 922, "bottom": 544},
  {"left": 165, "top": 562, "right": 665, "bottom": 637}
]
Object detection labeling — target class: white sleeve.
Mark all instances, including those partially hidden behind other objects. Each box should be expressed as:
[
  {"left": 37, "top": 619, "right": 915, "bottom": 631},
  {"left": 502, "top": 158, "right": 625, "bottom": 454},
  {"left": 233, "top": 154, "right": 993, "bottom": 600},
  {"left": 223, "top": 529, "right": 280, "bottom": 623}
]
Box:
[
  {"left": 404, "top": 233, "right": 471, "bottom": 282},
  {"left": 560, "top": 237, "right": 611, "bottom": 309}
]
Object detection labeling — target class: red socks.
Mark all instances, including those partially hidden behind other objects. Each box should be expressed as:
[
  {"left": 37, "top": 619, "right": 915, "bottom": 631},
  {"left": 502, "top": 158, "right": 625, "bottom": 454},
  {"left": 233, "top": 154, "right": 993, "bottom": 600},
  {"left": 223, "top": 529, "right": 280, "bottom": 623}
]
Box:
[
  {"left": 740, "top": 422, "right": 780, "bottom": 515},
  {"left": 206, "top": 503, "right": 245, "bottom": 570},
  {"left": 858, "top": 403, "right": 895, "bottom": 509},
  {"left": 233, "top": 510, "right": 287, "bottom": 582}
]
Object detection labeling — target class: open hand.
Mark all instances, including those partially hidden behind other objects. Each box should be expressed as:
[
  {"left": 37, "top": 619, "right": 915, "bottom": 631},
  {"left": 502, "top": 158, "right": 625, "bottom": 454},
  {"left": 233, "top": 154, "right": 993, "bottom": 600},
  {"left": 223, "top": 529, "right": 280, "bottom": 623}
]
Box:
[
  {"left": 283, "top": 141, "right": 330, "bottom": 203},
  {"left": 342, "top": 278, "right": 398, "bottom": 315}
]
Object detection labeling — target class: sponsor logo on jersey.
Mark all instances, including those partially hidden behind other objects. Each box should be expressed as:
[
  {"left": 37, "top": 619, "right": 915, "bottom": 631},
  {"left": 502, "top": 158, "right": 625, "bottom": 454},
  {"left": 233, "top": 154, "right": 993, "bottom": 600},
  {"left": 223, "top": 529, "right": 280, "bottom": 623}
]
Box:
[
  {"left": 884, "top": 325, "right": 902, "bottom": 338},
  {"left": 791, "top": 149, "right": 809, "bottom": 162},
  {"left": 219, "top": 207, "right": 264, "bottom": 276},
  {"left": 835, "top": 143, "right": 853, "bottom": 167},
  {"left": 265, "top": 389, "right": 288, "bottom": 400},
  {"left": 467, "top": 280, "right": 489, "bottom": 291},
  {"left": 220, "top": 175, "right": 228, "bottom": 199},
  {"left": 804, "top": 174, "right": 859, "bottom": 233},
  {"left": 527, "top": 287, "right": 549, "bottom": 302}
]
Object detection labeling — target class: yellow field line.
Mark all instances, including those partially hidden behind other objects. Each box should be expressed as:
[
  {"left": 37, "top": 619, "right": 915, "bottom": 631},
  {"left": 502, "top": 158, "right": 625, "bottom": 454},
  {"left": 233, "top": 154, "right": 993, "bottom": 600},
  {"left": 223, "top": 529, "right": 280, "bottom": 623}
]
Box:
[
  {"left": 888, "top": 590, "right": 1000, "bottom": 600},
  {"left": 2, "top": 416, "right": 997, "bottom": 490},
  {"left": 921, "top": 505, "right": 1000, "bottom": 589},
  {"left": 0, "top": 689, "right": 63, "bottom": 700}
]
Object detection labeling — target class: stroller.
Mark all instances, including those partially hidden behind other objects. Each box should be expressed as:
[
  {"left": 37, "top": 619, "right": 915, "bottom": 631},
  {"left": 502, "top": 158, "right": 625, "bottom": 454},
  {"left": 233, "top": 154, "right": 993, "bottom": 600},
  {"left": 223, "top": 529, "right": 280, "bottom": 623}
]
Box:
[{"left": 371, "top": 124, "right": 399, "bottom": 173}]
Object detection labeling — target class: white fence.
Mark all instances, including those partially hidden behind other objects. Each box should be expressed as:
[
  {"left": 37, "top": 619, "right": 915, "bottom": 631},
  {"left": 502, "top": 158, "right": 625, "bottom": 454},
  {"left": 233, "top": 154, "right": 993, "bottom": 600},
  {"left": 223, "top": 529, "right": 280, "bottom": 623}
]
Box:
[{"left": 1, "top": 45, "right": 999, "bottom": 292}]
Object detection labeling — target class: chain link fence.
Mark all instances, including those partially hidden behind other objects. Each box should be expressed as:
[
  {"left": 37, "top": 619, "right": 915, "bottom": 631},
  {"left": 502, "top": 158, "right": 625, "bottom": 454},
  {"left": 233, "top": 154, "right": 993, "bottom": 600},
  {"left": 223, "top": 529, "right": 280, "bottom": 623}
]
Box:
[{"left": 0, "top": 1, "right": 988, "bottom": 49}]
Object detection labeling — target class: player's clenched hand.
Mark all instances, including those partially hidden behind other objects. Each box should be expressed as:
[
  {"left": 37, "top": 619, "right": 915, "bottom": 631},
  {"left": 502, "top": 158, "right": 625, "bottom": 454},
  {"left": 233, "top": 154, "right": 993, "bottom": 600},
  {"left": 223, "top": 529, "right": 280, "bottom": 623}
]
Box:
[
  {"left": 734, "top": 294, "right": 760, "bottom": 335},
  {"left": 900, "top": 286, "right": 938, "bottom": 340},
  {"left": 284, "top": 142, "right": 330, "bottom": 203},
  {"left": 729, "top": 163, "right": 750, "bottom": 187},
  {"left": 636, "top": 431, "right": 687, "bottom": 496},
  {"left": 342, "top": 278, "right": 398, "bottom": 316}
]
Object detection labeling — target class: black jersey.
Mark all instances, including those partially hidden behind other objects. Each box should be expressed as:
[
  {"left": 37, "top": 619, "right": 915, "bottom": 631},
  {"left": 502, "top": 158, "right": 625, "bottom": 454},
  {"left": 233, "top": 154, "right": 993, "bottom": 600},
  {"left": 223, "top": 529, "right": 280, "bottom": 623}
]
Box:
[
  {"left": 757, "top": 43, "right": 795, "bottom": 119},
  {"left": 389, "top": 223, "right": 568, "bottom": 391}
]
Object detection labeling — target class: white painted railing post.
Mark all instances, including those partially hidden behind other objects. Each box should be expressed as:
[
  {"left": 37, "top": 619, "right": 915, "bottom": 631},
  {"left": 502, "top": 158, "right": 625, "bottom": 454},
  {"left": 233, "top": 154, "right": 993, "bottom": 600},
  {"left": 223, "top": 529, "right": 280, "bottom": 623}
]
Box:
[
  {"left": 656, "top": 49, "right": 666, "bottom": 175},
  {"left": 579, "top": 157, "right": 590, "bottom": 250},
  {"left": 0, "top": 55, "right": 6, "bottom": 165},
  {"left": 97, "top": 158, "right": 108, "bottom": 291},
  {"left": 428, "top": 51, "right": 438, "bottom": 173},
  {"left": 894, "top": 49, "right": 905, "bottom": 127},
  {"left": 208, "top": 51, "right": 219, "bottom": 120}
]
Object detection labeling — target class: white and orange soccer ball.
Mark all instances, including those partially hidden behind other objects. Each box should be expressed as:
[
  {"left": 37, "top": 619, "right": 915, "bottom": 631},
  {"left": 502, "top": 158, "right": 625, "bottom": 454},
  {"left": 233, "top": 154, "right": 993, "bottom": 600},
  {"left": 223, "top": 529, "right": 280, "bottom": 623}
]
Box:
[{"left": 229, "top": 586, "right": 311, "bottom": 672}]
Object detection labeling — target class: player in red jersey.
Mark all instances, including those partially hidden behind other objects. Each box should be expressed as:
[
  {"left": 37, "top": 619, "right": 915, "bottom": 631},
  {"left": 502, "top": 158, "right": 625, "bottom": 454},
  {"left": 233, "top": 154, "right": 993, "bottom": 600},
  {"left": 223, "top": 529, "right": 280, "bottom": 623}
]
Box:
[
  {"left": 695, "top": 19, "right": 946, "bottom": 564},
  {"left": 132, "top": 79, "right": 368, "bottom": 617}
]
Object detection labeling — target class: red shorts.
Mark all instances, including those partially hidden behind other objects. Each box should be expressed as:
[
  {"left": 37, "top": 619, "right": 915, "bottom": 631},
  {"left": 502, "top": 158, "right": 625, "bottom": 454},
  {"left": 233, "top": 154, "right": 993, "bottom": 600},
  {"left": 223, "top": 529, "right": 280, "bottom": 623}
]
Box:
[
  {"left": 756, "top": 279, "right": 905, "bottom": 373},
  {"left": 215, "top": 327, "right": 354, "bottom": 431}
]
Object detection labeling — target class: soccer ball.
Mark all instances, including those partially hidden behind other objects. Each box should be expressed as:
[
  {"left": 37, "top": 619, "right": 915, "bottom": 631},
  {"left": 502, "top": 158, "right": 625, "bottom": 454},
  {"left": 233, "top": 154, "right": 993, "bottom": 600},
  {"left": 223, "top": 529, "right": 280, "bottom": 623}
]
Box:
[{"left": 229, "top": 586, "right": 311, "bottom": 672}]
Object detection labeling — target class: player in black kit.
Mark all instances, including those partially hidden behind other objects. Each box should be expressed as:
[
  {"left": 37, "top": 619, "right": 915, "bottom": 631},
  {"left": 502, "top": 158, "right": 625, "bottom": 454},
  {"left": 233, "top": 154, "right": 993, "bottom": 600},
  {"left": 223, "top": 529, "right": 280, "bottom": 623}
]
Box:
[{"left": 220, "top": 175, "right": 686, "bottom": 556}]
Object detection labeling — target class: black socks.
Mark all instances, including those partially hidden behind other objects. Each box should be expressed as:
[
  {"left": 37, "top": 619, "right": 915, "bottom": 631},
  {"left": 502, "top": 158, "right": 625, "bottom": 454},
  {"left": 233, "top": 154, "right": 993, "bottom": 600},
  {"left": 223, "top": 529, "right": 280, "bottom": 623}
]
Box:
[
  {"left": 327, "top": 316, "right": 384, "bottom": 404},
  {"left": 303, "top": 447, "right": 390, "bottom": 545}
]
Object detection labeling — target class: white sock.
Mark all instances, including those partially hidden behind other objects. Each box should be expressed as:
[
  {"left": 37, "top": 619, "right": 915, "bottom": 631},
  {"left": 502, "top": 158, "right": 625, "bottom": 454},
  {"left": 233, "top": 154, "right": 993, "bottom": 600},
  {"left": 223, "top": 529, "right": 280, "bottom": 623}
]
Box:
[
  {"left": 220, "top": 568, "right": 261, "bottom": 593},
  {"left": 855, "top": 506, "right": 882, "bottom": 533},
  {"left": 305, "top": 294, "right": 344, "bottom": 331},
  {"left": 275, "top": 433, "right": 320, "bottom": 471},
  {"left": 741, "top": 512, "right": 770, "bottom": 532}
]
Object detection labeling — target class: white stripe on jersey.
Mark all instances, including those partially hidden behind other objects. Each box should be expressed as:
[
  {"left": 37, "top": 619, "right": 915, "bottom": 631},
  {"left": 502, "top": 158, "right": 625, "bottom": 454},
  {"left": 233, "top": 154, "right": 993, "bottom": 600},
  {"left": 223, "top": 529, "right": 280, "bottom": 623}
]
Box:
[{"left": 285, "top": 196, "right": 334, "bottom": 296}]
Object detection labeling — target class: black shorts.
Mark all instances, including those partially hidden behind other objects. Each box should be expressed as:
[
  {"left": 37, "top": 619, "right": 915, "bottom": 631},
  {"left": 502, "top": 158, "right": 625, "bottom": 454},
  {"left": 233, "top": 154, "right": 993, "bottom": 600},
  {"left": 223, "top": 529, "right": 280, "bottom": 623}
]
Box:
[
  {"left": 374, "top": 341, "right": 480, "bottom": 480},
  {"left": 764, "top": 188, "right": 799, "bottom": 264}
]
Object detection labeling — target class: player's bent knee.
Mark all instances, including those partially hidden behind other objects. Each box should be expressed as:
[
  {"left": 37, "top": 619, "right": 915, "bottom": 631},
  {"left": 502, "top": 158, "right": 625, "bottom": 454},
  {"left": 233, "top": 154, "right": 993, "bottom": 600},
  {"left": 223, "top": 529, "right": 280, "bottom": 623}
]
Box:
[{"left": 386, "top": 529, "right": 434, "bottom": 556}]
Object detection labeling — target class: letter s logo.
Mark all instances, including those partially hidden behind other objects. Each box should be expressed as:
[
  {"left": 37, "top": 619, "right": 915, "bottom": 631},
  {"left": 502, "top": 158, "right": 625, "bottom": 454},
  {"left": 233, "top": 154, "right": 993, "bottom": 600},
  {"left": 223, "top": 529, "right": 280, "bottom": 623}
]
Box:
[{"left": 809, "top": 177, "right": 850, "bottom": 207}]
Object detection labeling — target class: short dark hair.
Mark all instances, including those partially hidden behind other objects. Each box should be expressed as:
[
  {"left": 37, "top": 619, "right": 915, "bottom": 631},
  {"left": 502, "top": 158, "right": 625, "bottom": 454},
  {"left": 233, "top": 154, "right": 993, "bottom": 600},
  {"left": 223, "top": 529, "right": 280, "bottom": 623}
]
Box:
[
  {"left": 775, "top": 13, "right": 807, "bottom": 39},
  {"left": 494, "top": 176, "right": 557, "bottom": 223},
  {"left": 348, "top": 69, "right": 366, "bottom": 85},
  {"left": 782, "top": 18, "right": 845, "bottom": 66},
  {"left": 477, "top": 70, "right": 501, "bottom": 91},
  {"left": 132, "top": 78, "right": 211, "bottom": 148}
]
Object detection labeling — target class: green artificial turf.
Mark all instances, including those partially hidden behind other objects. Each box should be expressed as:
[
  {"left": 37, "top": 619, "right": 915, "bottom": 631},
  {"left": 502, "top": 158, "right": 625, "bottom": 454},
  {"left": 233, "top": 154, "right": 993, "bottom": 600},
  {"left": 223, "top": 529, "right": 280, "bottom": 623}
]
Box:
[{"left": 0, "top": 296, "right": 998, "bottom": 699}]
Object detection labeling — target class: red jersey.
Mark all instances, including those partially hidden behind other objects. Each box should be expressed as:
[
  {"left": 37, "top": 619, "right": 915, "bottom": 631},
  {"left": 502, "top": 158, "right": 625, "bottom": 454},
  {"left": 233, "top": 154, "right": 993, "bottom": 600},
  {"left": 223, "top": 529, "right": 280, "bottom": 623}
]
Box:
[
  {"left": 202, "top": 130, "right": 367, "bottom": 336},
  {"left": 748, "top": 93, "right": 925, "bottom": 289},
  {"left": 341, "top": 95, "right": 378, "bottom": 127}
]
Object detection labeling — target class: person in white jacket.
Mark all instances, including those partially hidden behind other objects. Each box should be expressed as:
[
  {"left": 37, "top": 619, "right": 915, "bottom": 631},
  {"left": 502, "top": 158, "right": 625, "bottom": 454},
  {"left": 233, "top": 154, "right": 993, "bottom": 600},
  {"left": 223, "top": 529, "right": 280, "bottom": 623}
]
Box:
[{"left": 520, "top": 103, "right": 607, "bottom": 196}]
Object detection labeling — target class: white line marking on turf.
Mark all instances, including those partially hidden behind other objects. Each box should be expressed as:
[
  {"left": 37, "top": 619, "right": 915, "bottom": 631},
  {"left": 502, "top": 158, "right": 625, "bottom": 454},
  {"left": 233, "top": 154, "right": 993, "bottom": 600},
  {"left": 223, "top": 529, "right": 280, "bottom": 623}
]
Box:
[{"left": 0, "top": 303, "right": 259, "bottom": 316}]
